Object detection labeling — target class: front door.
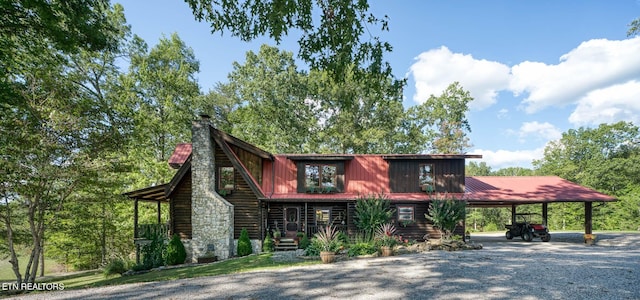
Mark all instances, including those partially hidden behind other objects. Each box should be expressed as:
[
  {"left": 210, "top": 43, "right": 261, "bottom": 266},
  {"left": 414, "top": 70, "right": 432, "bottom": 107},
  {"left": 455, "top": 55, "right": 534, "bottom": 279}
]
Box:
[{"left": 284, "top": 207, "right": 299, "bottom": 238}]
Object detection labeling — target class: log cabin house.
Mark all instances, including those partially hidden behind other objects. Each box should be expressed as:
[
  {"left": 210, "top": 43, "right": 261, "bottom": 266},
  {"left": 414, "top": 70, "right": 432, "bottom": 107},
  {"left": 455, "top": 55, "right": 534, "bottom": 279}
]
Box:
[{"left": 125, "top": 115, "right": 616, "bottom": 263}]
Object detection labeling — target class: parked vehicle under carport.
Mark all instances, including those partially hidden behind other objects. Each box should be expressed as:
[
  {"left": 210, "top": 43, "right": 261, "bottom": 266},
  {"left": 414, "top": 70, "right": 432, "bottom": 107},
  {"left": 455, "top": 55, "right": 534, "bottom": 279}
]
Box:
[{"left": 505, "top": 213, "right": 551, "bottom": 242}]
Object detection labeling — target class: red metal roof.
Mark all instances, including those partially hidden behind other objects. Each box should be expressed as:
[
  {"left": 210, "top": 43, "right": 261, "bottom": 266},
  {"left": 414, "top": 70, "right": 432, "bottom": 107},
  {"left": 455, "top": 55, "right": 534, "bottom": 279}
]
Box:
[
  {"left": 168, "top": 143, "right": 192, "bottom": 169},
  {"left": 465, "top": 176, "right": 616, "bottom": 204}
]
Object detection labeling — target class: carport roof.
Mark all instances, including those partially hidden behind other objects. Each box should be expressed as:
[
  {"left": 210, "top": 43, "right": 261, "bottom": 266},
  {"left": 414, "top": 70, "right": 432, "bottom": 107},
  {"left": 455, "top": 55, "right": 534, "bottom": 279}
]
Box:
[{"left": 465, "top": 176, "right": 616, "bottom": 206}]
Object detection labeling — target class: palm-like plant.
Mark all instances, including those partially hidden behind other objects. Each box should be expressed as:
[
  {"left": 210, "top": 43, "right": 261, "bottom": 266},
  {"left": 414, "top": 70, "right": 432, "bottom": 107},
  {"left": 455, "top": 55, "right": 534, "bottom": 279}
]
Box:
[
  {"left": 375, "top": 223, "right": 398, "bottom": 247},
  {"left": 425, "top": 196, "right": 466, "bottom": 240},
  {"left": 354, "top": 194, "right": 395, "bottom": 235},
  {"left": 314, "top": 225, "right": 340, "bottom": 252}
]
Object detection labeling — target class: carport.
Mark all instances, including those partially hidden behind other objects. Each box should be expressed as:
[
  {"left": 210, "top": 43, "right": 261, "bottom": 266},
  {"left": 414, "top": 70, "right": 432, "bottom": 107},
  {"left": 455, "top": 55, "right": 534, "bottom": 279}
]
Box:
[{"left": 464, "top": 176, "right": 617, "bottom": 235}]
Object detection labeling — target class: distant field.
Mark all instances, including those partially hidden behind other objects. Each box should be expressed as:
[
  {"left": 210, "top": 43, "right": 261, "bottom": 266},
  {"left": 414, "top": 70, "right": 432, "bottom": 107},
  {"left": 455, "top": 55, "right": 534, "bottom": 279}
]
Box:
[{"left": 0, "top": 255, "right": 65, "bottom": 281}]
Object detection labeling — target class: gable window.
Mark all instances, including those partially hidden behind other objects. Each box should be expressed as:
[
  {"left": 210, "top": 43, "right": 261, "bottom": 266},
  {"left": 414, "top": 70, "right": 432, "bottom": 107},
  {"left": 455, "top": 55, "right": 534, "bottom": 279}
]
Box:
[
  {"left": 419, "top": 164, "right": 435, "bottom": 192},
  {"left": 305, "top": 164, "right": 337, "bottom": 190},
  {"left": 219, "top": 166, "right": 235, "bottom": 191}
]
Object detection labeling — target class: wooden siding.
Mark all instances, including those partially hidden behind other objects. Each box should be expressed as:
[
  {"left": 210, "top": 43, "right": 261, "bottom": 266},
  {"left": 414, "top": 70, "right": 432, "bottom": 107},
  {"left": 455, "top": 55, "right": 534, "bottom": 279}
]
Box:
[
  {"left": 216, "top": 143, "right": 261, "bottom": 239},
  {"left": 231, "top": 145, "right": 263, "bottom": 185},
  {"left": 170, "top": 172, "right": 192, "bottom": 239},
  {"left": 388, "top": 159, "right": 465, "bottom": 193},
  {"left": 266, "top": 202, "right": 348, "bottom": 235}
]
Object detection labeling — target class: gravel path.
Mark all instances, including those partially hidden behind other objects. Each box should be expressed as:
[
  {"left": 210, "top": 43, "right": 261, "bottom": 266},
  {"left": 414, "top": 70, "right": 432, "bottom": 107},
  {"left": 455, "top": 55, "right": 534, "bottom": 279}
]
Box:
[{"left": 7, "top": 232, "right": 640, "bottom": 300}]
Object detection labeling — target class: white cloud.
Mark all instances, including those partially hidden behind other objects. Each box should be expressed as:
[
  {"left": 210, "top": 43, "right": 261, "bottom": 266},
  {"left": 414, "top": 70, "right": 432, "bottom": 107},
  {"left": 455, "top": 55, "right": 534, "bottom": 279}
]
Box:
[
  {"left": 409, "top": 46, "right": 511, "bottom": 110},
  {"left": 469, "top": 147, "right": 545, "bottom": 170},
  {"left": 497, "top": 108, "right": 509, "bottom": 119},
  {"left": 568, "top": 80, "right": 640, "bottom": 126},
  {"left": 510, "top": 37, "right": 640, "bottom": 113},
  {"left": 518, "top": 121, "right": 562, "bottom": 142}
]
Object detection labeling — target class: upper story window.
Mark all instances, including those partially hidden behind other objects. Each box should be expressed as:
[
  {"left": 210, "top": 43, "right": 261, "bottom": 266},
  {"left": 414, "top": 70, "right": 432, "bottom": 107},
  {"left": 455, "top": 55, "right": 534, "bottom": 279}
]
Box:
[
  {"left": 305, "top": 164, "right": 337, "bottom": 189},
  {"left": 219, "top": 166, "right": 235, "bottom": 191},
  {"left": 419, "top": 164, "right": 434, "bottom": 192}
]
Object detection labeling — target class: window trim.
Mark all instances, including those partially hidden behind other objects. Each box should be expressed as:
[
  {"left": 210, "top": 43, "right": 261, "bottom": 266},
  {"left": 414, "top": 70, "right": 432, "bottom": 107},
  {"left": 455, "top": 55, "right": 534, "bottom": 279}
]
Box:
[
  {"left": 397, "top": 205, "right": 415, "bottom": 222},
  {"left": 419, "top": 163, "right": 435, "bottom": 192},
  {"left": 304, "top": 163, "right": 337, "bottom": 191},
  {"left": 218, "top": 166, "right": 235, "bottom": 191},
  {"left": 315, "top": 208, "right": 332, "bottom": 226}
]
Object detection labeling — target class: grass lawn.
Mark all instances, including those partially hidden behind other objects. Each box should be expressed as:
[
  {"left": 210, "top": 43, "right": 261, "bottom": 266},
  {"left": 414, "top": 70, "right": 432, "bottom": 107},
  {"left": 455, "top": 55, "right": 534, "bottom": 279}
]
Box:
[
  {"left": 0, "top": 255, "right": 65, "bottom": 281},
  {"left": 41, "top": 253, "right": 319, "bottom": 290}
]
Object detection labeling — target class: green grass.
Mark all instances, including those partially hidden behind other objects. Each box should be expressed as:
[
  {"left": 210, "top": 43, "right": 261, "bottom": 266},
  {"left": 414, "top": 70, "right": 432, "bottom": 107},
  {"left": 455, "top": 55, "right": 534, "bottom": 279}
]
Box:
[
  {"left": 0, "top": 255, "right": 65, "bottom": 281},
  {"left": 41, "top": 253, "right": 319, "bottom": 290}
]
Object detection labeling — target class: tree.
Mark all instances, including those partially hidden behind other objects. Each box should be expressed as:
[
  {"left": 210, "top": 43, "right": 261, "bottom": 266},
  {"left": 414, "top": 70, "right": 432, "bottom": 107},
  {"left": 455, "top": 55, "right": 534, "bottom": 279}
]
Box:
[
  {"left": 217, "top": 45, "right": 317, "bottom": 153},
  {"left": 0, "top": 3, "right": 132, "bottom": 284},
  {"left": 466, "top": 161, "right": 492, "bottom": 176},
  {"left": 534, "top": 121, "right": 640, "bottom": 230},
  {"left": 425, "top": 196, "right": 466, "bottom": 240},
  {"left": 409, "top": 82, "right": 473, "bottom": 154},
  {"left": 492, "top": 167, "right": 535, "bottom": 176},
  {"left": 183, "top": 0, "right": 395, "bottom": 87},
  {"left": 628, "top": 18, "right": 640, "bottom": 36},
  {"left": 122, "top": 33, "right": 202, "bottom": 186}
]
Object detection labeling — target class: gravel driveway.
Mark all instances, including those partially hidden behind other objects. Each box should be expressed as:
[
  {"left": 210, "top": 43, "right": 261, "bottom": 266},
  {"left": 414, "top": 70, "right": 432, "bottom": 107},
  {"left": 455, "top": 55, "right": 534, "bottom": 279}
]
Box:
[{"left": 8, "top": 232, "right": 640, "bottom": 300}]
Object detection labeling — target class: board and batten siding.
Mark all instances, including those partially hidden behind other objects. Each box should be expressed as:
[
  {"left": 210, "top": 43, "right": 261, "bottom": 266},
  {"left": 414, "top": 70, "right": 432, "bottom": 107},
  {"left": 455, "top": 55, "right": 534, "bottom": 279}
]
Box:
[
  {"left": 215, "top": 142, "right": 261, "bottom": 240},
  {"left": 388, "top": 159, "right": 465, "bottom": 193}
]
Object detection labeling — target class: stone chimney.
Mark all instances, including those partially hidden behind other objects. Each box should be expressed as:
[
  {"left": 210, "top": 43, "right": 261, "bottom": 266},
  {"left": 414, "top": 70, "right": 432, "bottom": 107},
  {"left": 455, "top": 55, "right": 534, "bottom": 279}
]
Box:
[{"left": 188, "top": 115, "right": 234, "bottom": 262}]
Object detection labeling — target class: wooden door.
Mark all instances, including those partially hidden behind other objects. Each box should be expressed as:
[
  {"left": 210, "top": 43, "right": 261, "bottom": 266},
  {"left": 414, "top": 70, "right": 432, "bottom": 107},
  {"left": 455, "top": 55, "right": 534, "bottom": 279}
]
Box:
[{"left": 284, "top": 207, "right": 299, "bottom": 238}]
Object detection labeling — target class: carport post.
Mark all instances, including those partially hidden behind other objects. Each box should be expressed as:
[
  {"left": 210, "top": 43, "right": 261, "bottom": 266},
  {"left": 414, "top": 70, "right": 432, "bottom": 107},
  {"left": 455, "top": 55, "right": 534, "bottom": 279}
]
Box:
[
  {"left": 585, "top": 202, "right": 593, "bottom": 234},
  {"left": 511, "top": 204, "right": 516, "bottom": 225},
  {"left": 542, "top": 203, "right": 548, "bottom": 226}
]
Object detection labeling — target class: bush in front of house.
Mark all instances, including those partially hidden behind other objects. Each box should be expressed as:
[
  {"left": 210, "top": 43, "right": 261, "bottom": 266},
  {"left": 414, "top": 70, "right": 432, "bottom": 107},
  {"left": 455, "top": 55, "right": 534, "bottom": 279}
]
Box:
[
  {"left": 298, "top": 233, "right": 310, "bottom": 249},
  {"left": 354, "top": 193, "right": 395, "bottom": 236},
  {"left": 262, "top": 231, "right": 274, "bottom": 252},
  {"left": 347, "top": 242, "right": 378, "bottom": 257},
  {"left": 426, "top": 196, "right": 467, "bottom": 240},
  {"left": 165, "top": 234, "right": 187, "bottom": 265},
  {"left": 237, "top": 228, "right": 253, "bottom": 257}
]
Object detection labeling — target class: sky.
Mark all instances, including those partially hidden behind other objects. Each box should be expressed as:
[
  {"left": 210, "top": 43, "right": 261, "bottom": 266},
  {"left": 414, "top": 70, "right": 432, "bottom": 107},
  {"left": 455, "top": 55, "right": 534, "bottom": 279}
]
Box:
[{"left": 116, "top": 1, "right": 640, "bottom": 170}]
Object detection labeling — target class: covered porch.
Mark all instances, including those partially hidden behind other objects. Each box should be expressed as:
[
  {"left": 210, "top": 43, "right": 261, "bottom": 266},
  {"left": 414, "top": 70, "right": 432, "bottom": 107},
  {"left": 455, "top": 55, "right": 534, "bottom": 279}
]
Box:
[
  {"left": 123, "top": 184, "right": 171, "bottom": 264},
  {"left": 465, "top": 176, "right": 617, "bottom": 238}
]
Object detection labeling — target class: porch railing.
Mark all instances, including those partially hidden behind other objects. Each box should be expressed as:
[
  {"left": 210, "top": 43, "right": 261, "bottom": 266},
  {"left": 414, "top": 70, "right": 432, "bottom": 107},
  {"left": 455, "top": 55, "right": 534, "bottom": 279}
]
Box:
[{"left": 136, "top": 223, "right": 170, "bottom": 240}]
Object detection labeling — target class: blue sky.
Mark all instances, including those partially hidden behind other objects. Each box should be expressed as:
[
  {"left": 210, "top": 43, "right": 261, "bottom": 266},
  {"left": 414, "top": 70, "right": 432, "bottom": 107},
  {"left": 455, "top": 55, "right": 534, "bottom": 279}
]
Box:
[{"left": 116, "top": 1, "right": 640, "bottom": 169}]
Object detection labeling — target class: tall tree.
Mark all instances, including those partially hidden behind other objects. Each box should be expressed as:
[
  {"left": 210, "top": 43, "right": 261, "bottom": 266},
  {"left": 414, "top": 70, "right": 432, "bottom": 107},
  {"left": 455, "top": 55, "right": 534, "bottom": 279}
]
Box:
[
  {"left": 466, "top": 161, "right": 492, "bottom": 176},
  {"left": 409, "top": 82, "right": 473, "bottom": 154},
  {"left": 122, "top": 33, "right": 202, "bottom": 186},
  {"left": 183, "top": 0, "right": 395, "bottom": 88},
  {"left": 628, "top": 17, "right": 640, "bottom": 36}
]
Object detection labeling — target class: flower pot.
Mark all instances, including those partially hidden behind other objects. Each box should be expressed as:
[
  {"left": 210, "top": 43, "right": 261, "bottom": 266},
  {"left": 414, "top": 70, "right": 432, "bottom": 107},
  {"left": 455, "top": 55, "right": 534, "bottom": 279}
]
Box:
[
  {"left": 320, "top": 251, "right": 336, "bottom": 263},
  {"left": 380, "top": 246, "right": 393, "bottom": 257}
]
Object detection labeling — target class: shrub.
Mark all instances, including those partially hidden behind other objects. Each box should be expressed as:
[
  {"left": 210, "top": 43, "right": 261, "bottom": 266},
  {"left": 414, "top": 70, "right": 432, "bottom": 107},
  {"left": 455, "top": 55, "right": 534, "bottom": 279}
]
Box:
[
  {"left": 314, "top": 225, "right": 340, "bottom": 252},
  {"left": 299, "top": 233, "right": 310, "bottom": 249},
  {"left": 237, "top": 228, "right": 253, "bottom": 257},
  {"left": 262, "top": 231, "right": 274, "bottom": 252},
  {"left": 103, "top": 259, "right": 128, "bottom": 277},
  {"left": 140, "top": 234, "right": 166, "bottom": 270},
  {"left": 354, "top": 194, "right": 395, "bottom": 235},
  {"left": 347, "top": 242, "right": 378, "bottom": 257},
  {"left": 165, "top": 235, "right": 187, "bottom": 265},
  {"left": 425, "top": 196, "right": 467, "bottom": 240},
  {"left": 375, "top": 223, "right": 398, "bottom": 247}
]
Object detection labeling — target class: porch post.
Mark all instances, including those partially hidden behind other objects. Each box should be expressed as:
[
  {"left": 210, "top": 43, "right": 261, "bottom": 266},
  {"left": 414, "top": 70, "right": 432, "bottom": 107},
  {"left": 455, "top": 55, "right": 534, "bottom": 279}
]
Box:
[
  {"left": 542, "top": 202, "right": 548, "bottom": 226},
  {"left": 304, "top": 202, "right": 308, "bottom": 235},
  {"left": 134, "top": 198, "right": 140, "bottom": 265},
  {"left": 585, "top": 202, "right": 593, "bottom": 234},
  {"left": 157, "top": 201, "right": 161, "bottom": 224},
  {"left": 511, "top": 204, "right": 516, "bottom": 225}
]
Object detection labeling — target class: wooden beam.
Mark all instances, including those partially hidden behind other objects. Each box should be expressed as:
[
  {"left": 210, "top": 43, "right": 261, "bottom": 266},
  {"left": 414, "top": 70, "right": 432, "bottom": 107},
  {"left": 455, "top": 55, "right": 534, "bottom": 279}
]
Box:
[
  {"left": 585, "top": 202, "right": 593, "bottom": 234},
  {"left": 542, "top": 203, "right": 548, "bottom": 225},
  {"left": 157, "top": 201, "right": 161, "bottom": 224},
  {"left": 134, "top": 199, "right": 140, "bottom": 265},
  {"left": 511, "top": 204, "right": 516, "bottom": 225}
]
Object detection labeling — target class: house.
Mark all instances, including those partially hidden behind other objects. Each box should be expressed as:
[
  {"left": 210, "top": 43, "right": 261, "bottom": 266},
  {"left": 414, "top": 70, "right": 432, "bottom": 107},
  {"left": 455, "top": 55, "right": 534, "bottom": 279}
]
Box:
[{"left": 125, "top": 115, "right": 616, "bottom": 263}]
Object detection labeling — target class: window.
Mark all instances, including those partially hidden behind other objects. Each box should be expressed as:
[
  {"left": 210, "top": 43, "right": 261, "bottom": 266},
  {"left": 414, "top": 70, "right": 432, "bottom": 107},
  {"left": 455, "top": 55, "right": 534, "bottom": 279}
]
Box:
[
  {"left": 219, "top": 167, "right": 234, "bottom": 190},
  {"left": 305, "top": 164, "right": 337, "bottom": 189},
  {"left": 397, "top": 206, "right": 415, "bottom": 221},
  {"left": 419, "top": 164, "right": 434, "bottom": 192},
  {"left": 315, "top": 208, "right": 331, "bottom": 225}
]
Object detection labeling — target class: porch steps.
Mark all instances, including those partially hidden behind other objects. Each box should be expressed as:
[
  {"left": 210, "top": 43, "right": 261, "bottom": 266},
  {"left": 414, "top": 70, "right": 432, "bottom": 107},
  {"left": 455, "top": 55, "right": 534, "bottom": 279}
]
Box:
[{"left": 274, "top": 238, "right": 298, "bottom": 251}]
